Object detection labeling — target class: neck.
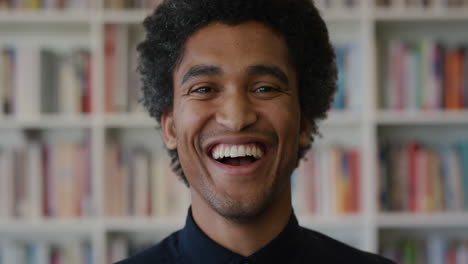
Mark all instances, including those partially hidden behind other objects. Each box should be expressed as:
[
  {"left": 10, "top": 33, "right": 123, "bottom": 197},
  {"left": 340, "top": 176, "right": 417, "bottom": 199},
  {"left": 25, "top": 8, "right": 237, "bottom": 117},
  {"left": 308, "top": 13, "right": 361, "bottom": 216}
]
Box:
[{"left": 191, "top": 188, "right": 292, "bottom": 257}]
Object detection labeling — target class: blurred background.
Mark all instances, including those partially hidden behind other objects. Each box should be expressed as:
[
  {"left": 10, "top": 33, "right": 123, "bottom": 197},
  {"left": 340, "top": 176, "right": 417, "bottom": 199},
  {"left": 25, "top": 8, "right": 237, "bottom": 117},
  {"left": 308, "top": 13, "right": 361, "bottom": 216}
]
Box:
[{"left": 0, "top": 0, "right": 467, "bottom": 263}]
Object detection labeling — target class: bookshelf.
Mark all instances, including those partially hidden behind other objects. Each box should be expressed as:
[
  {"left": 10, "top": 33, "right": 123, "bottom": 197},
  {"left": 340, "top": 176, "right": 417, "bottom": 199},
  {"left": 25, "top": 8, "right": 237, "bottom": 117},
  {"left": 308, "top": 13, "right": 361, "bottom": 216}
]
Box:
[{"left": 0, "top": 0, "right": 468, "bottom": 263}]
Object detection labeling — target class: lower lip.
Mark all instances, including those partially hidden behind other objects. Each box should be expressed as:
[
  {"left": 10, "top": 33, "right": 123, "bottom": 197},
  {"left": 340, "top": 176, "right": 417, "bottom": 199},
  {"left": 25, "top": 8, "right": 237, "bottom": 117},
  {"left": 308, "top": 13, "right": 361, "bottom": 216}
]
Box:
[{"left": 207, "top": 153, "right": 269, "bottom": 176}]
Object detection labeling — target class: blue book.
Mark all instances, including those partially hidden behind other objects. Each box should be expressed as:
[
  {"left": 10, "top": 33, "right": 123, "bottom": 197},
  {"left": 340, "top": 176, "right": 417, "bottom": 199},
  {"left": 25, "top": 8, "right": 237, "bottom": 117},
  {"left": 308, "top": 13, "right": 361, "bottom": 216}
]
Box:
[
  {"left": 333, "top": 46, "right": 347, "bottom": 110},
  {"left": 26, "top": 244, "right": 35, "bottom": 264},
  {"left": 439, "top": 146, "right": 454, "bottom": 210},
  {"left": 85, "top": 243, "right": 93, "bottom": 264}
]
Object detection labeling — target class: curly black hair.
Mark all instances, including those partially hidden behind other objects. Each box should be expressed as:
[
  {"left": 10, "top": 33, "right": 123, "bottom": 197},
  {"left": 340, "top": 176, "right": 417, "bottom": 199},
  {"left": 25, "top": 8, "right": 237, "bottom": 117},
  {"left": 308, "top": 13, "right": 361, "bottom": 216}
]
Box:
[{"left": 138, "top": 0, "right": 337, "bottom": 186}]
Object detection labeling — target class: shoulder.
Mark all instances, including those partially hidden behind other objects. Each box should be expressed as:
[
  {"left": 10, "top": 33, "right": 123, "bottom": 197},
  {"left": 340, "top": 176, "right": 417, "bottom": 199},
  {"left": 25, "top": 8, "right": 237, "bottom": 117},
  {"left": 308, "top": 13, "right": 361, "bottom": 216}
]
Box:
[
  {"left": 298, "top": 227, "right": 396, "bottom": 264},
  {"left": 114, "top": 231, "right": 182, "bottom": 264}
]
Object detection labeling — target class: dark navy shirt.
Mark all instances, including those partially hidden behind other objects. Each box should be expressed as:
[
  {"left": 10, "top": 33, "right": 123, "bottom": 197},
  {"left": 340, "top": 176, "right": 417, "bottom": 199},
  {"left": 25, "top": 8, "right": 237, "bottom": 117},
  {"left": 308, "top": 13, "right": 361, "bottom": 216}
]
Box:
[{"left": 117, "top": 208, "right": 395, "bottom": 264}]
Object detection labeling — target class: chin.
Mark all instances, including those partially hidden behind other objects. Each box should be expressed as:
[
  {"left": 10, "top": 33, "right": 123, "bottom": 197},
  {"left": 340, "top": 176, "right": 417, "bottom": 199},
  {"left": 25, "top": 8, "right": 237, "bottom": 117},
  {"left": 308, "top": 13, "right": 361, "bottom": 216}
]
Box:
[{"left": 200, "top": 178, "right": 279, "bottom": 222}]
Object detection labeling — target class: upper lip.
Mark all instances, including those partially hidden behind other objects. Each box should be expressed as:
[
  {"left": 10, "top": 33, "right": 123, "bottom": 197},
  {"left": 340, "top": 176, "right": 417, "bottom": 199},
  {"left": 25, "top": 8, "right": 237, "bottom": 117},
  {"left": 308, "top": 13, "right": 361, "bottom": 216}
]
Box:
[{"left": 203, "top": 135, "right": 273, "bottom": 156}]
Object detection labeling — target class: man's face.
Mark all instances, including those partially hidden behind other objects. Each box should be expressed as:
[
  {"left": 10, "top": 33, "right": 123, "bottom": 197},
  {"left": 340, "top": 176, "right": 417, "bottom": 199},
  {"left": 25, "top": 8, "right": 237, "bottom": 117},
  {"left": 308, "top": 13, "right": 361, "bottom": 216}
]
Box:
[{"left": 162, "top": 21, "right": 311, "bottom": 220}]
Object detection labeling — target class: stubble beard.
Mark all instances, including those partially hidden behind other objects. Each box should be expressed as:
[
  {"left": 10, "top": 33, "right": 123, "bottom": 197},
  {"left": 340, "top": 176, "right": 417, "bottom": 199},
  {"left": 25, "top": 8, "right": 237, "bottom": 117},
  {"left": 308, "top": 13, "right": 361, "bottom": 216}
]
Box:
[{"left": 199, "top": 174, "right": 282, "bottom": 223}]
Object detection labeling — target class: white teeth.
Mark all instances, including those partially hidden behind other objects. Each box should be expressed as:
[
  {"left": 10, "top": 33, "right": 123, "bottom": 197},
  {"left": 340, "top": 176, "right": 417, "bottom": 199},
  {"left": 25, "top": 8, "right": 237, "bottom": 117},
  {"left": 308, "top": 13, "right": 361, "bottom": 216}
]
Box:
[
  {"left": 224, "top": 146, "right": 230, "bottom": 158},
  {"left": 230, "top": 146, "right": 238, "bottom": 157},
  {"left": 256, "top": 149, "right": 264, "bottom": 159},
  {"left": 246, "top": 146, "right": 252, "bottom": 156},
  {"left": 238, "top": 145, "right": 246, "bottom": 156},
  {"left": 211, "top": 144, "right": 264, "bottom": 160},
  {"left": 219, "top": 145, "right": 225, "bottom": 159}
]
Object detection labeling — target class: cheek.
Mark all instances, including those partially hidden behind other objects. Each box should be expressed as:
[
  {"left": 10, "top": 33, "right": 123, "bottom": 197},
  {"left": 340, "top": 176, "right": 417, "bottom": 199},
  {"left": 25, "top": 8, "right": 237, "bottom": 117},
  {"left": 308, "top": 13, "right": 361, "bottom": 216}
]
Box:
[
  {"left": 269, "top": 100, "right": 301, "bottom": 136},
  {"left": 268, "top": 100, "right": 302, "bottom": 165},
  {"left": 173, "top": 100, "right": 215, "bottom": 158}
]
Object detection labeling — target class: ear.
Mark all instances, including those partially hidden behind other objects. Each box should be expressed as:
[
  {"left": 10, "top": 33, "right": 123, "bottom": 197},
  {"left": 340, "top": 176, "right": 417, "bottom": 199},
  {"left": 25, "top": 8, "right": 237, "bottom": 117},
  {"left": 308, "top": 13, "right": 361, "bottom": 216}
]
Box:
[
  {"left": 299, "top": 116, "right": 312, "bottom": 149},
  {"left": 161, "top": 111, "right": 177, "bottom": 150}
]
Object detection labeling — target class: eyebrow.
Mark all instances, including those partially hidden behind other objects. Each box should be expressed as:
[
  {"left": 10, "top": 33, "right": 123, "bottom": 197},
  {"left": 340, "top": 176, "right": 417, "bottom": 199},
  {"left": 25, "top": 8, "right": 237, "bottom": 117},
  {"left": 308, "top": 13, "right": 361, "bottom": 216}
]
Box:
[
  {"left": 181, "top": 65, "right": 223, "bottom": 85},
  {"left": 180, "top": 64, "right": 290, "bottom": 85},
  {"left": 247, "top": 64, "right": 289, "bottom": 85}
]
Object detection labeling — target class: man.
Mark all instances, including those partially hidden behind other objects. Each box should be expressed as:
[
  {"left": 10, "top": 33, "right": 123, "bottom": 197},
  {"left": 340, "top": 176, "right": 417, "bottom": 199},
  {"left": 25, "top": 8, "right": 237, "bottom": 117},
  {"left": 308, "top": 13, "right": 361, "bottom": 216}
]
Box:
[{"left": 118, "top": 0, "right": 395, "bottom": 263}]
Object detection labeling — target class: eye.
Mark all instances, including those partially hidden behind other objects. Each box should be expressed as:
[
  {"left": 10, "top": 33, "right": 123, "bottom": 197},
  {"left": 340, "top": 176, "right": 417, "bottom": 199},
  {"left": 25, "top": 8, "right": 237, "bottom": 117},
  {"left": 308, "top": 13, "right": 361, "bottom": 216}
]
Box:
[
  {"left": 254, "top": 86, "right": 279, "bottom": 93},
  {"left": 190, "top": 86, "right": 213, "bottom": 94}
]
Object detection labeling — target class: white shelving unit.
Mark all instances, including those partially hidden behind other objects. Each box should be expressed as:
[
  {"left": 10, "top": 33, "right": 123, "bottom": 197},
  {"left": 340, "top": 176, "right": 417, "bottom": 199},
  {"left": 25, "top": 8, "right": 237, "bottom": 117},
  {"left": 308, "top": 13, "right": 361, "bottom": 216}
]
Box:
[{"left": 1, "top": 0, "right": 468, "bottom": 263}]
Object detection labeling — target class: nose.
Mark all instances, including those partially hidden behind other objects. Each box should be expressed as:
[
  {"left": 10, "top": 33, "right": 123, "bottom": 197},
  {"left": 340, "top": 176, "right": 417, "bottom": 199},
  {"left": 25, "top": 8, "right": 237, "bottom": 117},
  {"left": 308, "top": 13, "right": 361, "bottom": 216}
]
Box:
[{"left": 216, "top": 90, "right": 257, "bottom": 131}]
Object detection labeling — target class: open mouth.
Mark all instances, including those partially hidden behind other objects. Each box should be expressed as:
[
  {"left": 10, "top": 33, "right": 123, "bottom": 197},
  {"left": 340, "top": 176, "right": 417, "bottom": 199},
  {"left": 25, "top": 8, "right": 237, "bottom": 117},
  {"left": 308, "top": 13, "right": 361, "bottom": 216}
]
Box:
[{"left": 210, "top": 143, "right": 265, "bottom": 166}]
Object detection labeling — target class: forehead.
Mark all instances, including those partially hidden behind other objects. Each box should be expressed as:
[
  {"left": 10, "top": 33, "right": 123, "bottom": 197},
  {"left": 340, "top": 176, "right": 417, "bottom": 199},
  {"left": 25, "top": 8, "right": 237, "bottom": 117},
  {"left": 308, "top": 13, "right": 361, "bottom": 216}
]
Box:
[{"left": 174, "top": 21, "right": 294, "bottom": 79}]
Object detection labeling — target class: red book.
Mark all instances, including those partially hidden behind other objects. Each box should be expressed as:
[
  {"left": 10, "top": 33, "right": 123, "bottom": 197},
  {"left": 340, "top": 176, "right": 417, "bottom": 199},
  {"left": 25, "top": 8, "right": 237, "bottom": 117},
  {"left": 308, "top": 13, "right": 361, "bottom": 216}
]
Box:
[
  {"left": 446, "top": 245, "right": 457, "bottom": 264},
  {"left": 445, "top": 49, "right": 463, "bottom": 110},
  {"left": 454, "top": 48, "right": 464, "bottom": 109},
  {"left": 459, "top": 48, "right": 466, "bottom": 108},
  {"left": 82, "top": 52, "right": 92, "bottom": 113}
]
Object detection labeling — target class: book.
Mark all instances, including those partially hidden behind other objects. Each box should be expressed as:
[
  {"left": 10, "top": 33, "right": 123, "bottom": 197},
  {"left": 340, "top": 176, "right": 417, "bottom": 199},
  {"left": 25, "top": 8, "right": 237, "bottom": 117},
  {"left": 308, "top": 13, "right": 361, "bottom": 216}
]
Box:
[
  {"left": 50, "top": 48, "right": 92, "bottom": 115},
  {"left": 379, "top": 141, "right": 468, "bottom": 213},
  {"left": 0, "top": 240, "right": 92, "bottom": 264},
  {"left": 385, "top": 40, "right": 468, "bottom": 111},
  {"left": 105, "top": 143, "right": 190, "bottom": 217},
  {"left": 104, "top": 0, "right": 161, "bottom": 9},
  {"left": 0, "top": 0, "right": 89, "bottom": 9},
  {"left": 294, "top": 145, "right": 361, "bottom": 215},
  {"left": 381, "top": 236, "right": 468, "bottom": 264},
  {"left": 332, "top": 44, "right": 361, "bottom": 111},
  {"left": 0, "top": 149, "right": 14, "bottom": 218},
  {"left": 15, "top": 45, "right": 41, "bottom": 118}
]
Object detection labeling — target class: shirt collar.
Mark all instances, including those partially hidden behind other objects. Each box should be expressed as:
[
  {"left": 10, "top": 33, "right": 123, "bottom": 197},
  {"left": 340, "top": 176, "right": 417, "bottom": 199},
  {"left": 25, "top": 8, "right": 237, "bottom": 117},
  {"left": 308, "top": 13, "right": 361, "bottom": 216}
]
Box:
[{"left": 179, "top": 207, "right": 303, "bottom": 264}]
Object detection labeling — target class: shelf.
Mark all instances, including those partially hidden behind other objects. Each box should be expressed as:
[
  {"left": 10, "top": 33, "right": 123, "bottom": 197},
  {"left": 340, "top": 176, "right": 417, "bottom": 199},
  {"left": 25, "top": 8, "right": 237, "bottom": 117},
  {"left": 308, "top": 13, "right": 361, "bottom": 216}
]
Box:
[
  {"left": 321, "top": 111, "right": 362, "bottom": 126},
  {"left": 102, "top": 10, "right": 149, "bottom": 24},
  {"left": 0, "top": 115, "right": 93, "bottom": 129},
  {"left": 377, "top": 212, "right": 468, "bottom": 228},
  {"left": 0, "top": 10, "right": 93, "bottom": 23},
  {"left": 374, "top": 9, "right": 468, "bottom": 21},
  {"left": 103, "top": 113, "right": 157, "bottom": 128},
  {"left": 320, "top": 9, "right": 364, "bottom": 22},
  {"left": 298, "top": 214, "right": 366, "bottom": 229},
  {"left": 103, "top": 217, "right": 185, "bottom": 232},
  {"left": 103, "top": 10, "right": 149, "bottom": 24},
  {"left": 0, "top": 219, "right": 99, "bottom": 234},
  {"left": 376, "top": 110, "right": 468, "bottom": 125}
]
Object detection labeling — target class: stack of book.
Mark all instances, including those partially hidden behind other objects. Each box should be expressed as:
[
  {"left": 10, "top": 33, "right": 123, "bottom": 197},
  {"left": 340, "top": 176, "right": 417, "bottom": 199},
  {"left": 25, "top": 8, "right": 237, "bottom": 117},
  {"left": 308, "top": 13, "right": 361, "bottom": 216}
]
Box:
[
  {"left": 379, "top": 141, "right": 468, "bottom": 212},
  {"left": 0, "top": 0, "right": 89, "bottom": 9},
  {"left": 315, "top": 0, "right": 360, "bottom": 9},
  {"left": 292, "top": 146, "right": 361, "bottom": 215},
  {"left": 333, "top": 43, "right": 361, "bottom": 111},
  {"left": 442, "top": 0, "right": 468, "bottom": 7},
  {"left": 104, "top": 25, "right": 143, "bottom": 113},
  {"left": 0, "top": 46, "right": 92, "bottom": 117},
  {"left": 104, "top": 0, "right": 160, "bottom": 9},
  {"left": 376, "top": 0, "right": 468, "bottom": 8},
  {"left": 380, "top": 236, "right": 468, "bottom": 264},
  {"left": 0, "top": 240, "right": 93, "bottom": 264},
  {"left": 384, "top": 40, "right": 467, "bottom": 111},
  {"left": 376, "top": 0, "right": 432, "bottom": 8},
  {"left": 107, "top": 235, "right": 152, "bottom": 263},
  {"left": 105, "top": 144, "right": 190, "bottom": 218},
  {"left": 0, "top": 138, "right": 93, "bottom": 219}
]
